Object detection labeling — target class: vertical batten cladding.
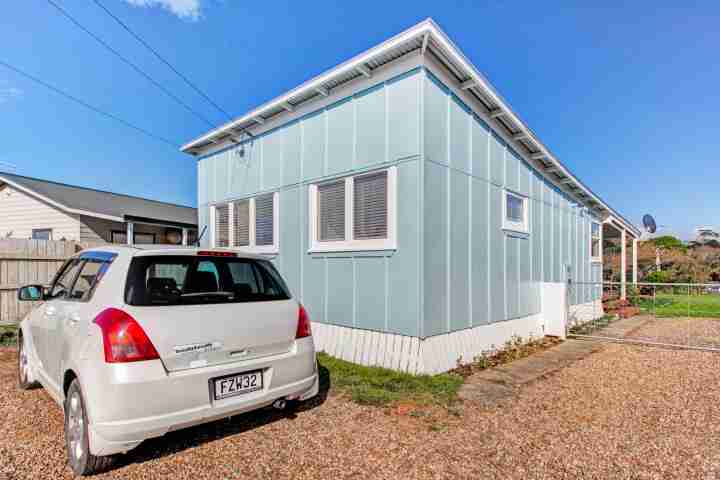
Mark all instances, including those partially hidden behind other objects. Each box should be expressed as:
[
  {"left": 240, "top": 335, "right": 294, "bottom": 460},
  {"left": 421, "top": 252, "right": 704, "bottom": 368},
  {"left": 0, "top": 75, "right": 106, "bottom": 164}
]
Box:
[
  {"left": 197, "top": 64, "right": 602, "bottom": 341},
  {"left": 422, "top": 68, "right": 600, "bottom": 337},
  {"left": 197, "top": 69, "right": 423, "bottom": 337}
]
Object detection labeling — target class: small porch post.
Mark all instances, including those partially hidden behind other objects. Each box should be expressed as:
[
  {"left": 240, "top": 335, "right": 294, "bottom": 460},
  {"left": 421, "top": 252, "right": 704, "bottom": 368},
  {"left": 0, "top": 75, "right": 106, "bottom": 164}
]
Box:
[
  {"left": 632, "top": 238, "right": 638, "bottom": 285},
  {"left": 126, "top": 222, "right": 134, "bottom": 246},
  {"left": 181, "top": 228, "right": 189, "bottom": 246},
  {"left": 621, "top": 229, "right": 627, "bottom": 299}
]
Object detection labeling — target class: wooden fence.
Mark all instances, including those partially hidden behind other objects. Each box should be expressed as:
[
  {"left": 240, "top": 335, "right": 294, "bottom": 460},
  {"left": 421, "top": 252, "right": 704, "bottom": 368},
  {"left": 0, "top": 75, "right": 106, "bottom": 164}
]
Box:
[{"left": 0, "top": 240, "right": 82, "bottom": 325}]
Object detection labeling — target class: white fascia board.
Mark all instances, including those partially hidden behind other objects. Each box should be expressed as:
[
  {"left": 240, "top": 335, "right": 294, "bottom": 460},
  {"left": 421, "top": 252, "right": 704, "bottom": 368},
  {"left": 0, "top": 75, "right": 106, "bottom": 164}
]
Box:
[
  {"left": 0, "top": 176, "right": 124, "bottom": 223},
  {"left": 421, "top": 20, "right": 640, "bottom": 237},
  {"left": 356, "top": 64, "right": 372, "bottom": 78},
  {"left": 194, "top": 52, "right": 423, "bottom": 159},
  {"left": 421, "top": 32, "right": 430, "bottom": 55},
  {"left": 179, "top": 18, "right": 639, "bottom": 237},
  {"left": 180, "top": 19, "right": 435, "bottom": 152}
]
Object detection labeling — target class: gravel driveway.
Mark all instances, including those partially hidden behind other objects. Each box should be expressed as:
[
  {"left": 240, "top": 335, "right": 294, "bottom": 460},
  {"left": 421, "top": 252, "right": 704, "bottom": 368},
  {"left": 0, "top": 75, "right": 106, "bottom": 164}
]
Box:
[{"left": 2, "top": 341, "right": 720, "bottom": 479}]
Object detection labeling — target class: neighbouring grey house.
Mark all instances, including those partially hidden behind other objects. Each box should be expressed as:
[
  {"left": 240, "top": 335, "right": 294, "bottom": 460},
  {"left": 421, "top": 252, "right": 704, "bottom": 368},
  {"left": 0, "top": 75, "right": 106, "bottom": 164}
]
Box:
[
  {"left": 0, "top": 172, "right": 197, "bottom": 245},
  {"left": 181, "top": 19, "right": 640, "bottom": 374}
]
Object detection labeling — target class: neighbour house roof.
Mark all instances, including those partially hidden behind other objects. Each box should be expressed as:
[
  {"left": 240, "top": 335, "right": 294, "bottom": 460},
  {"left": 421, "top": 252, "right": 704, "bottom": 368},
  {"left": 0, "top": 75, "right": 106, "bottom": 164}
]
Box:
[
  {"left": 180, "top": 18, "right": 639, "bottom": 237},
  {"left": 0, "top": 172, "right": 197, "bottom": 228}
]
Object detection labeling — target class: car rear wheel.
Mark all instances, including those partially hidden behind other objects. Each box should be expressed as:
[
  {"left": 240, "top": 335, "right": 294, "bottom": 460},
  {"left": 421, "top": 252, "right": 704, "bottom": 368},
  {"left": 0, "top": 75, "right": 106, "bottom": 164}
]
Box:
[
  {"left": 17, "top": 335, "right": 39, "bottom": 390},
  {"left": 64, "top": 379, "right": 113, "bottom": 476}
]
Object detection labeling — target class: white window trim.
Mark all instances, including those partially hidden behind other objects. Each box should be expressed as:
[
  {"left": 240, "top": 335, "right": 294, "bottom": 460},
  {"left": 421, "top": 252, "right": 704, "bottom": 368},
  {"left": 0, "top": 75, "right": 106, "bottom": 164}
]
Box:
[
  {"left": 309, "top": 166, "right": 397, "bottom": 253},
  {"left": 590, "top": 221, "right": 602, "bottom": 263},
  {"left": 502, "top": 189, "right": 529, "bottom": 234},
  {"left": 209, "top": 204, "right": 217, "bottom": 247},
  {"left": 210, "top": 192, "right": 279, "bottom": 254}
]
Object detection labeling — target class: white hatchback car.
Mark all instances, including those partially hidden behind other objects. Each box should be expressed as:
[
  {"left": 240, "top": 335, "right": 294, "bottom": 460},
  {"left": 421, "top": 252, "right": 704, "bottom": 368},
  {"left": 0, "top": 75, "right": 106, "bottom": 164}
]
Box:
[{"left": 17, "top": 246, "right": 318, "bottom": 476}]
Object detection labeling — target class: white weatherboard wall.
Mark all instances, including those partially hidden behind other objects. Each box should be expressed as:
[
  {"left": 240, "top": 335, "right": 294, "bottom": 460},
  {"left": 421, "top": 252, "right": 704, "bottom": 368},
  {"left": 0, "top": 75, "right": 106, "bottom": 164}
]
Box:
[
  {"left": 0, "top": 186, "right": 80, "bottom": 240},
  {"left": 313, "top": 312, "right": 545, "bottom": 375}
]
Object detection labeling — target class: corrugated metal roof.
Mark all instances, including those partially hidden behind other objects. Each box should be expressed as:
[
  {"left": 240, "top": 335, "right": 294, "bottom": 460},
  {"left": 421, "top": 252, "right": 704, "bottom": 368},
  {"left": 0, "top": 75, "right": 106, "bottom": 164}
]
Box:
[{"left": 0, "top": 172, "right": 197, "bottom": 226}]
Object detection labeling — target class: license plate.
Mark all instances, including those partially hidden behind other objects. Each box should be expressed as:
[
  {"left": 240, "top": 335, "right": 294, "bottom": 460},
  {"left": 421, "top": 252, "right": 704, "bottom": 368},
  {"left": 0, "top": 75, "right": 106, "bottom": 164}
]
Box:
[{"left": 213, "top": 370, "right": 263, "bottom": 400}]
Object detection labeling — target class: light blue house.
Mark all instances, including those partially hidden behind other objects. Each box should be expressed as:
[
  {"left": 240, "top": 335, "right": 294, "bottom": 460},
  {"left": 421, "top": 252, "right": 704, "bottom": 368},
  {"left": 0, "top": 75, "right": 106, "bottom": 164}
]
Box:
[{"left": 181, "top": 19, "right": 640, "bottom": 373}]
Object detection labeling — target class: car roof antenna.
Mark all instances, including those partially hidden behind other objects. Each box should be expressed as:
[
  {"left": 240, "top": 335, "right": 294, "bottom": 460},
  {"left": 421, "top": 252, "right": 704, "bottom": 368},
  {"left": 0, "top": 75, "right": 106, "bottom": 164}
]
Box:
[{"left": 195, "top": 225, "right": 208, "bottom": 247}]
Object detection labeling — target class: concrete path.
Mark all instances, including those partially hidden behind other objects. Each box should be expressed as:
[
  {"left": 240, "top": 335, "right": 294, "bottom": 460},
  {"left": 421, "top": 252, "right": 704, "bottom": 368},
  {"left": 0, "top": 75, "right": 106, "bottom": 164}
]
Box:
[
  {"left": 572, "top": 314, "right": 652, "bottom": 339},
  {"left": 459, "top": 339, "right": 602, "bottom": 406}
]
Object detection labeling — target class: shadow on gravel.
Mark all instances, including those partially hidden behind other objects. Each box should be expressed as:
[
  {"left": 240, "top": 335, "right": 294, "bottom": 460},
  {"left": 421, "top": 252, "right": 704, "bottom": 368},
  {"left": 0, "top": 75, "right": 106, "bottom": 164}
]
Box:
[{"left": 110, "top": 364, "right": 331, "bottom": 472}]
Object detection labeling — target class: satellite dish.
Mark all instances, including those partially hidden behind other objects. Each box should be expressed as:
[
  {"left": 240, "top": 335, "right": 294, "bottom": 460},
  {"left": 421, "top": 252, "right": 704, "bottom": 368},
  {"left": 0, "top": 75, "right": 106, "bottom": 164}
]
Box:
[{"left": 642, "top": 214, "right": 657, "bottom": 234}]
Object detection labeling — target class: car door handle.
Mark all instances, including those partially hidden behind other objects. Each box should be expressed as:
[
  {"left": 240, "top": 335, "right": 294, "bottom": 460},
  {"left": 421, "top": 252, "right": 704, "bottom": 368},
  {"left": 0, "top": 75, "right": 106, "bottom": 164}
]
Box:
[
  {"left": 45, "top": 306, "right": 57, "bottom": 316},
  {"left": 66, "top": 313, "right": 81, "bottom": 325}
]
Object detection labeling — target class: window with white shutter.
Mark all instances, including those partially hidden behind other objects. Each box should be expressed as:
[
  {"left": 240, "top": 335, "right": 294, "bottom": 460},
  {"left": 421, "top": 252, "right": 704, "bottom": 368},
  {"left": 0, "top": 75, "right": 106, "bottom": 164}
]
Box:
[
  {"left": 309, "top": 166, "right": 397, "bottom": 252},
  {"left": 233, "top": 199, "right": 250, "bottom": 247},
  {"left": 318, "top": 180, "right": 346, "bottom": 242},
  {"left": 214, "top": 193, "right": 278, "bottom": 253},
  {"left": 255, "top": 194, "right": 274, "bottom": 246},
  {"left": 354, "top": 171, "right": 387, "bottom": 240},
  {"left": 214, "top": 204, "right": 229, "bottom": 247}
]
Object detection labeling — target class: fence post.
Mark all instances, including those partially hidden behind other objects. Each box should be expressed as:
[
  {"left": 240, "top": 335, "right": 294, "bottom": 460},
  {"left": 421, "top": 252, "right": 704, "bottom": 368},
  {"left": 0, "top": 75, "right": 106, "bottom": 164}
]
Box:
[{"left": 621, "top": 229, "right": 627, "bottom": 300}]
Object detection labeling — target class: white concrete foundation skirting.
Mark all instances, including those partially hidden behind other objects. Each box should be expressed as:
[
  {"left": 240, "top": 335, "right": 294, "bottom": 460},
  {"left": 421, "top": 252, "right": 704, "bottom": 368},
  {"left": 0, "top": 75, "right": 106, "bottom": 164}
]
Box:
[
  {"left": 568, "top": 300, "right": 604, "bottom": 327},
  {"left": 312, "top": 313, "right": 545, "bottom": 375}
]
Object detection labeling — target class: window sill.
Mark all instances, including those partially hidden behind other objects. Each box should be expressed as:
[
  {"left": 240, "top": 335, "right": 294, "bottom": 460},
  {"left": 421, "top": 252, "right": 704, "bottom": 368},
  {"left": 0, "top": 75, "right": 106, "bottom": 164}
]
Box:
[
  {"left": 308, "top": 249, "right": 396, "bottom": 258},
  {"left": 502, "top": 228, "right": 529, "bottom": 238},
  {"left": 591, "top": 257, "right": 603, "bottom": 263},
  {"left": 308, "top": 241, "right": 397, "bottom": 254}
]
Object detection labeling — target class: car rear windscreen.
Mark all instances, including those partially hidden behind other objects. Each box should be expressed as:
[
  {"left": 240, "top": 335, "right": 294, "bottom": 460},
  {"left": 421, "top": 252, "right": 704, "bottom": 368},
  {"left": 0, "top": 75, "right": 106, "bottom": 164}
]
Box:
[{"left": 125, "top": 255, "right": 291, "bottom": 306}]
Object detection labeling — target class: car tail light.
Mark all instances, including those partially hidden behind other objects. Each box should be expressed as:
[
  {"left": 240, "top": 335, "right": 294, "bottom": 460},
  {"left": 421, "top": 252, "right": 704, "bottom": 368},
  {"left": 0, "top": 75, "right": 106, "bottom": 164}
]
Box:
[
  {"left": 296, "top": 304, "right": 312, "bottom": 339},
  {"left": 93, "top": 308, "right": 160, "bottom": 363}
]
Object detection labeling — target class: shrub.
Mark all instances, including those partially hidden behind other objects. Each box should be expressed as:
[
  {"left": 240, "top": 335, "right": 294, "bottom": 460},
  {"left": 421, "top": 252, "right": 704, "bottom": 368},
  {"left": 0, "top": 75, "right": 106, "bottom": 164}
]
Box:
[
  {"left": 644, "top": 270, "right": 672, "bottom": 283},
  {"left": 651, "top": 236, "right": 686, "bottom": 251}
]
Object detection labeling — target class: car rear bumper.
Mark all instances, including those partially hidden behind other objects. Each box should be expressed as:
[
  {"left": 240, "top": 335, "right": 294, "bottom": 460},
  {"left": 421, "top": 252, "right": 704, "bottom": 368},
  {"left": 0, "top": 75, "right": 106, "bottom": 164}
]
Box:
[{"left": 84, "top": 338, "right": 318, "bottom": 456}]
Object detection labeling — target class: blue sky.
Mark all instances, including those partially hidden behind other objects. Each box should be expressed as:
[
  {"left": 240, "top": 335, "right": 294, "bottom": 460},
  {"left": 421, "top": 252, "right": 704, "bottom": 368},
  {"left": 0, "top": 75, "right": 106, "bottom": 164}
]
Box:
[{"left": 1, "top": 1, "right": 718, "bottom": 239}]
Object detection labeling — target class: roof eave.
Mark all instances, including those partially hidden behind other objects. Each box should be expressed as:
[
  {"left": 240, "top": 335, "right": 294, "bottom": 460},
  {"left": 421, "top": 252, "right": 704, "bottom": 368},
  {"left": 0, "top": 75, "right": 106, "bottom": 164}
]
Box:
[
  {"left": 180, "top": 19, "right": 435, "bottom": 153},
  {"left": 180, "top": 19, "right": 639, "bottom": 237}
]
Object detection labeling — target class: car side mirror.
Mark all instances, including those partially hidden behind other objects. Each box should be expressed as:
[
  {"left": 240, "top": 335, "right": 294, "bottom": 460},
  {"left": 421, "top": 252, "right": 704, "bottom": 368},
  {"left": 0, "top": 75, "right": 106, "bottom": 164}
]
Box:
[{"left": 18, "top": 285, "right": 44, "bottom": 302}]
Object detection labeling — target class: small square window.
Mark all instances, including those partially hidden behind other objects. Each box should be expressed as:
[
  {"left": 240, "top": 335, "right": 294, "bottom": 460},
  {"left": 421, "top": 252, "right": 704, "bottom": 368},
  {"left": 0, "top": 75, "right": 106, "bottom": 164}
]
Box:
[
  {"left": 502, "top": 191, "right": 528, "bottom": 233},
  {"left": 506, "top": 195, "right": 524, "bottom": 223},
  {"left": 32, "top": 229, "right": 52, "bottom": 240}
]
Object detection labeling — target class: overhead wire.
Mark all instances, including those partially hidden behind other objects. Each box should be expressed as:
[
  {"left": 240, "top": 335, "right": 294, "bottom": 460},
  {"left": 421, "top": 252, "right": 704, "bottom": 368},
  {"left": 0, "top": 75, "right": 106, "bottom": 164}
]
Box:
[
  {"left": 45, "top": 0, "right": 216, "bottom": 129},
  {"left": 91, "top": 0, "right": 234, "bottom": 122},
  {"left": 0, "top": 59, "right": 180, "bottom": 148}
]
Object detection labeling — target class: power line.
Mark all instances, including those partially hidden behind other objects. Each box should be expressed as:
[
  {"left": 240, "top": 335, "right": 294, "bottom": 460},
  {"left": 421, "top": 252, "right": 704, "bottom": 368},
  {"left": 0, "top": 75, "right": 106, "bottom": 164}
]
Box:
[
  {"left": 0, "top": 59, "right": 179, "bottom": 148},
  {"left": 45, "top": 0, "right": 216, "bottom": 129},
  {"left": 91, "top": 0, "right": 233, "bottom": 122}
]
